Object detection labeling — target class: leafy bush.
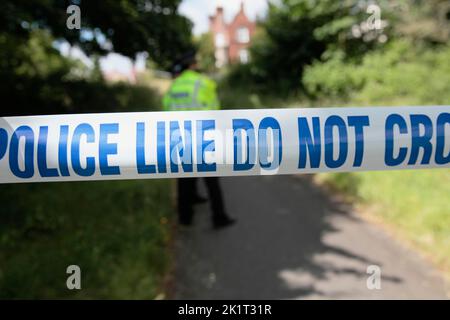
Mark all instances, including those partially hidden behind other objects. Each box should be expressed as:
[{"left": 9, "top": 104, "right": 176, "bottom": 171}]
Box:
[
  {"left": 303, "top": 40, "right": 450, "bottom": 105},
  {"left": 302, "top": 51, "right": 365, "bottom": 98},
  {"left": 0, "top": 30, "right": 162, "bottom": 116}
]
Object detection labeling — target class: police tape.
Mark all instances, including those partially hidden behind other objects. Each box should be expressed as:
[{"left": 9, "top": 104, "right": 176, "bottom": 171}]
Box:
[{"left": 0, "top": 106, "right": 449, "bottom": 184}]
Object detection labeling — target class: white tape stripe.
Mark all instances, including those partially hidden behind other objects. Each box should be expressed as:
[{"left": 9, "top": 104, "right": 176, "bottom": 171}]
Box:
[{"left": 0, "top": 106, "right": 449, "bottom": 184}]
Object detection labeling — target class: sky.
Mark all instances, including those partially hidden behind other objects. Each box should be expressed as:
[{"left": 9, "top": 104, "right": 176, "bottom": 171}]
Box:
[{"left": 62, "top": 0, "right": 269, "bottom": 75}]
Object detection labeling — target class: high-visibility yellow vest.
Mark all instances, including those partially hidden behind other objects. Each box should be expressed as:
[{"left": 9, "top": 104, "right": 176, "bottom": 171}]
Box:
[{"left": 163, "top": 70, "right": 220, "bottom": 111}]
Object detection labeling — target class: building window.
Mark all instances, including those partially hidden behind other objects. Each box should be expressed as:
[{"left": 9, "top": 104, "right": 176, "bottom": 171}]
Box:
[
  {"left": 239, "top": 49, "right": 249, "bottom": 64},
  {"left": 215, "top": 32, "right": 226, "bottom": 48},
  {"left": 236, "top": 27, "right": 249, "bottom": 43}
]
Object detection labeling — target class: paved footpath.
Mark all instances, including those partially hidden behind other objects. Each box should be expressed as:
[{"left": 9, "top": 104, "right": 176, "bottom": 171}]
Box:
[{"left": 174, "top": 175, "right": 448, "bottom": 299}]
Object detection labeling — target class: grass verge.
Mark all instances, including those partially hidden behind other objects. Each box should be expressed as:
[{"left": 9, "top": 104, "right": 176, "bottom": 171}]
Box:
[{"left": 0, "top": 179, "right": 173, "bottom": 299}]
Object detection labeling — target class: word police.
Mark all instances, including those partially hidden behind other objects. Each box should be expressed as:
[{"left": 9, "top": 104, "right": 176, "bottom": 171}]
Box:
[{"left": 0, "top": 108, "right": 448, "bottom": 181}]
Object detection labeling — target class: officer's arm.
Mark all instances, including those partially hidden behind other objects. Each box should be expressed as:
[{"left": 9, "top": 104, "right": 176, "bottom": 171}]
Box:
[{"left": 206, "top": 78, "right": 221, "bottom": 110}]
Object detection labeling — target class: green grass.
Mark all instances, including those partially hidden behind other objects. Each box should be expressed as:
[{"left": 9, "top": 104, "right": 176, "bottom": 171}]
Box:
[
  {"left": 0, "top": 179, "right": 173, "bottom": 299},
  {"left": 317, "top": 169, "right": 450, "bottom": 276}
]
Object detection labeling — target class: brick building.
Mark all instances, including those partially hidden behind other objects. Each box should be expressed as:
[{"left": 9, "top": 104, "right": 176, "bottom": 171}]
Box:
[{"left": 209, "top": 2, "right": 256, "bottom": 68}]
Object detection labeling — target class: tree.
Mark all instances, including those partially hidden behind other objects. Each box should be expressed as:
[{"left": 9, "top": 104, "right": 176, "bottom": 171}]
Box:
[
  {"left": 0, "top": 0, "right": 193, "bottom": 69},
  {"left": 396, "top": 0, "right": 450, "bottom": 45},
  {"left": 195, "top": 32, "right": 216, "bottom": 73},
  {"left": 239, "top": 0, "right": 394, "bottom": 93},
  {"left": 0, "top": 0, "right": 194, "bottom": 115}
]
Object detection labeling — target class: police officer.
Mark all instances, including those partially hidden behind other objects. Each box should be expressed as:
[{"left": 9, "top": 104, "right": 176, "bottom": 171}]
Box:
[{"left": 163, "top": 50, "right": 236, "bottom": 229}]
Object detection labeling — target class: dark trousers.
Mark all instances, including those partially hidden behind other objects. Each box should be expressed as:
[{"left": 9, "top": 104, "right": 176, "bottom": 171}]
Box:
[{"left": 177, "top": 177, "right": 226, "bottom": 224}]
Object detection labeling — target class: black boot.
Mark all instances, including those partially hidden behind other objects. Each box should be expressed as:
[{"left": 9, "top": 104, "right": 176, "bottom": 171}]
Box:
[
  {"left": 213, "top": 215, "right": 236, "bottom": 229},
  {"left": 179, "top": 215, "right": 193, "bottom": 226},
  {"left": 193, "top": 194, "right": 208, "bottom": 204}
]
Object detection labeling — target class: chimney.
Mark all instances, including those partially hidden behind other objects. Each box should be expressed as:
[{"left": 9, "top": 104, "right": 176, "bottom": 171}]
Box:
[{"left": 216, "top": 6, "right": 224, "bottom": 25}]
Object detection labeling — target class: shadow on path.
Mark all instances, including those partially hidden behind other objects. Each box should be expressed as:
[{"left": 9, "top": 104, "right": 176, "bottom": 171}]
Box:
[{"left": 174, "top": 175, "right": 447, "bottom": 299}]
